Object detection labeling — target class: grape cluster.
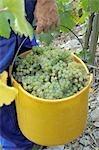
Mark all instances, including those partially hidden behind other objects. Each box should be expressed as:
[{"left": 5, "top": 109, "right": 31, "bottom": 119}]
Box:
[{"left": 13, "top": 47, "right": 90, "bottom": 100}]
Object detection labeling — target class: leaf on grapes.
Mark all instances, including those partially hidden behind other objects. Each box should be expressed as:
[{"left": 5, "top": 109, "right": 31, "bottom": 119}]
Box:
[
  {"left": 38, "top": 32, "right": 54, "bottom": 45},
  {"left": 0, "top": 13, "right": 11, "bottom": 38}
]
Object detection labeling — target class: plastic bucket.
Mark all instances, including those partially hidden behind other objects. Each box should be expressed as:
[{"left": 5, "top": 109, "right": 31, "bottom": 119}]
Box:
[{"left": 13, "top": 51, "right": 92, "bottom": 146}]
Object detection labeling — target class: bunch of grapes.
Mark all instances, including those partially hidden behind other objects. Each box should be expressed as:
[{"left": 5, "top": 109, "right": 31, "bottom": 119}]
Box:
[{"left": 13, "top": 47, "right": 90, "bottom": 100}]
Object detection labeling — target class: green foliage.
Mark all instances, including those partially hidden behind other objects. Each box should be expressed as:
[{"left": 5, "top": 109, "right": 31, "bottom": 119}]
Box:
[
  {"left": 0, "top": 0, "right": 98, "bottom": 46},
  {"left": 32, "top": 145, "right": 42, "bottom": 150},
  {"left": 60, "top": 12, "right": 75, "bottom": 32},
  {"left": 37, "top": 31, "right": 54, "bottom": 45},
  {"left": 13, "top": 47, "right": 90, "bottom": 100},
  {"left": 75, "top": 49, "right": 90, "bottom": 63},
  {"left": 0, "top": 0, "right": 4, "bottom": 8},
  {"left": 81, "top": 0, "right": 99, "bottom": 12},
  {"left": 38, "top": 0, "right": 77, "bottom": 45},
  {"left": 37, "top": 29, "right": 61, "bottom": 46},
  {"left": 0, "top": 0, "right": 33, "bottom": 39},
  {"left": 0, "top": 12, "right": 11, "bottom": 38},
  {"left": 57, "top": 0, "right": 76, "bottom": 31},
  {"left": 89, "top": 0, "right": 99, "bottom": 12},
  {"left": 38, "top": 0, "right": 99, "bottom": 45}
]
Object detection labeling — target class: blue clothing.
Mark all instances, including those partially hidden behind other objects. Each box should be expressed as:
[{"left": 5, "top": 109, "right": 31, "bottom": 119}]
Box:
[
  {"left": 0, "top": 0, "right": 37, "bottom": 73},
  {"left": 0, "top": 35, "right": 38, "bottom": 73},
  {"left": 0, "top": 34, "right": 16, "bottom": 73},
  {"left": 0, "top": 0, "right": 38, "bottom": 149},
  {"left": 0, "top": 136, "right": 17, "bottom": 150},
  {"left": 0, "top": 103, "right": 34, "bottom": 150}
]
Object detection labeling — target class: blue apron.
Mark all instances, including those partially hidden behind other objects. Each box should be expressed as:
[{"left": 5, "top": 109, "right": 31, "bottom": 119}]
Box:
[{"left": 0, "top": 0, "right": 38, "bottom": 149}]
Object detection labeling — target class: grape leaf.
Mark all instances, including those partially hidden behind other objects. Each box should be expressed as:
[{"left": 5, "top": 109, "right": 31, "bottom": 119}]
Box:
[
  {"left": 0, "top": 0, "right": 4, "bottom": 9},
  {"left": 3, "top": 0, "right": 25, "bottom": 16},
  {"left": 38, "top": 32, "right": 54, "bottom": 45},
  {"left": 60, "top": 12, "right": 75, "bottom": 32},
  {"left": 4, "top": 0, "right": 33, "bottom": 39},
  {"left": 89, "top": 0, "right": 99, "bottom": 12},
  {"left": 0, "top": 0, "right": 33, "bottom": 39},
  {"left": 80, "top": 0, "right": 99, "bottom": 12},
  {"left": 0, "top": 13, "right": 11, "bottom": 38},
  {"left": 11, "top": 16, "right": 33, "bottom": 39},
  {"left": 80, "top": 0, "right": 89, "bottom": 12}
]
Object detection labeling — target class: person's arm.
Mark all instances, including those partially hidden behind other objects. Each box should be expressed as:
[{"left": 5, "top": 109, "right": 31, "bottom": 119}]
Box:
[{"left": 35, "top": 0, "right": 59, "bottom": 33}]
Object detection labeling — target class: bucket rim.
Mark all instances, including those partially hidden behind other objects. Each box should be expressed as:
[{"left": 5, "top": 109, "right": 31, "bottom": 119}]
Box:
[
  {"left": 12, "top": 50, "right": 93, "bottom": 103},
  {"left": 13, "top": 75, "right": 92, "bottom": 103}
]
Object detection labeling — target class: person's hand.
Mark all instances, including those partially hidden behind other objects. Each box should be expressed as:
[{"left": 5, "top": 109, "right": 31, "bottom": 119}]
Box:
[
  {"left": 35, "top": 0, "right": 59, "bottom": 33},
  {"left": 0, "top": 71, "right": 18, "bottom": 107}
]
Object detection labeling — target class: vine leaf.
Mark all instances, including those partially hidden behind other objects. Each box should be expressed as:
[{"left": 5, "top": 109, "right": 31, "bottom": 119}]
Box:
[
  {"left": 60, "top": 12, "right": 75, "bottom": 32},
  {"left": 89, "top": 0, "right": 99, "bottom": 12},
  {"left": 81, "top": 0, "right": 99, "bottom": 12},
  {"left": 0, "top": 0, "right": 4, "bottom": 8},
  {"left": 38, "top": 31, "right": 54, "bottom": 45},
  {"left": 0, "top": 0, "right": 33, "bottom": 39},
  {"left": 0, "top": 13, "right": 11, "bottom": 38}
]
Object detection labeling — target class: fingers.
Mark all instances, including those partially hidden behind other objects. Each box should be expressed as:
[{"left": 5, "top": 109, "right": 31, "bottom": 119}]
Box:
[
  {"left": 35, "top": 0, "right": 59, "bottom": 34},
  {"left": 36, "top": 18, "right": 47, "bottom": 33},
  {"left": 36, "top": 14, "right": 59, "bottom": 33}
]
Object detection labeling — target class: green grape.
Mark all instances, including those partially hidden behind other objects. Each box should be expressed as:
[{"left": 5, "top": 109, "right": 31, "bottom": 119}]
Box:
[{"left": 13, "top": 46, "right": 90, "bottom": 100}]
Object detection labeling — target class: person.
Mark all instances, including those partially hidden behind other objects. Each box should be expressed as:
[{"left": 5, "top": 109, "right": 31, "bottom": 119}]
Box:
[{"left": 0, "top": 0, "right": 59, "bottom": 149}]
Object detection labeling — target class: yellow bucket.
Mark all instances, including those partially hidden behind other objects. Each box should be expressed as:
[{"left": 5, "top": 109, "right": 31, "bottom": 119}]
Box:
[{"left": 13, "top": 52, "right": 92, "bottom": 146}]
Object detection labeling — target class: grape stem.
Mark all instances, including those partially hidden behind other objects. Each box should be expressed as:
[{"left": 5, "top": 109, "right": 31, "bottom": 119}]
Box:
[{"left": 0, "top": 7, "right": 8, "bottom": 13}]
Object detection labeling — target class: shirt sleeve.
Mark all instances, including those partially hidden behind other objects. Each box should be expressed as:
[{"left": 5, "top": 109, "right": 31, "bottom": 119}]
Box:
[
  {"left": 0, "top": 34, "right": 16, "bottom": 73},
  {"left": 25, "top": 0, "right": 37, "bottom": 24}
]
